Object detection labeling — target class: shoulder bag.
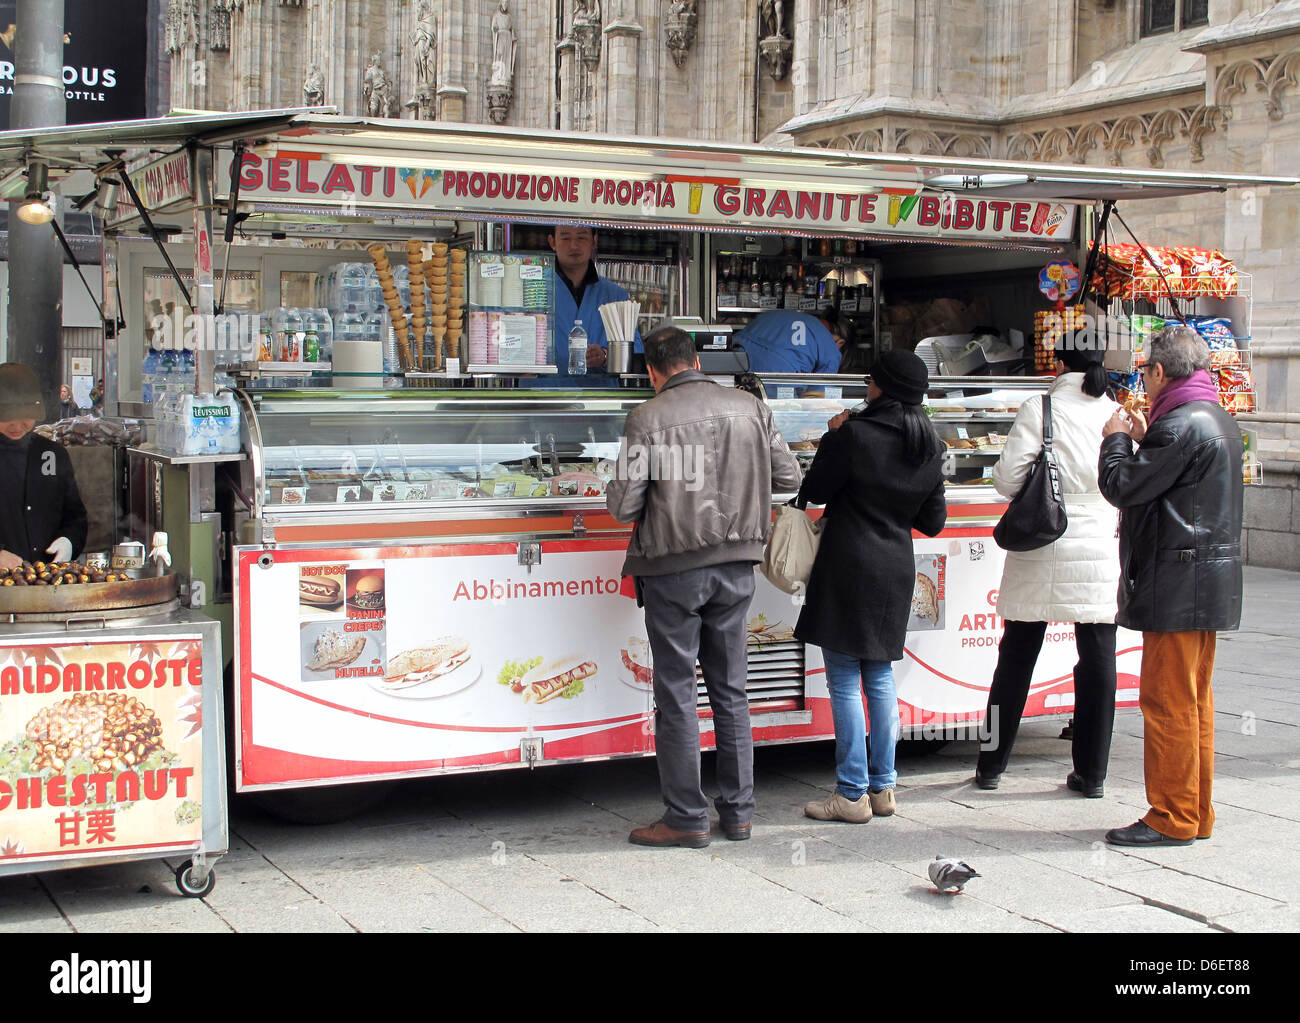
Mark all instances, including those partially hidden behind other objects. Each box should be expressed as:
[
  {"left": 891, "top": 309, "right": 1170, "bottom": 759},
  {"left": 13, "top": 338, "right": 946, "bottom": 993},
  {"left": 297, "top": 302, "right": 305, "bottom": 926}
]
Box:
[
  {"left": 760, "top": 497, "right": 823, "bottom": 594},
  {"left": 992, "top": 394, "right": 1068, "bottom": 552}
]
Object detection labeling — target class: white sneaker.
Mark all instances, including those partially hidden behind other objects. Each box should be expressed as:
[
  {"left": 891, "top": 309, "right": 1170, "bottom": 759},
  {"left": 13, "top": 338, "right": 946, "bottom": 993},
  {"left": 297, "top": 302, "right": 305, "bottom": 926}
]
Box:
[
  {"left": 804, "top": 791, "right": 873, "bottom": 823},
  {"left": 869, "top": 788, "right": 896, "bottom": 816}
]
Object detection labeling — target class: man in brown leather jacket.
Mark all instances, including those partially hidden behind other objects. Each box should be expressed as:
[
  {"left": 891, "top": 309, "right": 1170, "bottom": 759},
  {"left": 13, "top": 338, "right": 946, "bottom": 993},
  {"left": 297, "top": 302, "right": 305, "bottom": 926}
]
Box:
[
  {"left": 1099, "top": 325, "right": 1244, "bottom": 847},
  {"left": 607, "top": 326, "right": 801, "bottom": 848}
]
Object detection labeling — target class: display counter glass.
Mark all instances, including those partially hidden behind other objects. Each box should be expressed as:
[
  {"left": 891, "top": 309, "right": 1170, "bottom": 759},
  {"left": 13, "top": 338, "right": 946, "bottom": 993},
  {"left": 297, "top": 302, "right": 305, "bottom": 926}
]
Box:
[{"left": 243, "top": 389, "right": 652, "bottom": 509}]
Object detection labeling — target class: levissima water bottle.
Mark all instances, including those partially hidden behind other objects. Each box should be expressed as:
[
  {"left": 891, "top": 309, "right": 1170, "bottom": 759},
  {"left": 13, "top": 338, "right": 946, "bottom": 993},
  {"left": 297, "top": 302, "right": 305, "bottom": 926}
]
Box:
[{"left": 568, "top": 320, "right": 588, "bottom": 376}]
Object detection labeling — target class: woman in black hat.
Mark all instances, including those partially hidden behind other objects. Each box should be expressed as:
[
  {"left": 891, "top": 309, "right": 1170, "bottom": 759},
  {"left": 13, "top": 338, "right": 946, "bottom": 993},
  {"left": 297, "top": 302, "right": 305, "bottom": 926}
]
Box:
[
  {"left": 0, "top": 363, "right": 87, "bottom": 571},
  {"left": 795, "top": 349, "right": 947, "bottom": 823}
]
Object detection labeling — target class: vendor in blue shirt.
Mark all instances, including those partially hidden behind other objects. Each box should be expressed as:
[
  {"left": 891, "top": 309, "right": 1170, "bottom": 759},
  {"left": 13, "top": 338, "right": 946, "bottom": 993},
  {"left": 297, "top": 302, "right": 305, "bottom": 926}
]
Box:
[
  {"left": 528, "top": 225, "right": 641, "bottom": 388},
  {"left": 732, "top": 310, "right": 846, "bottom": 375}
]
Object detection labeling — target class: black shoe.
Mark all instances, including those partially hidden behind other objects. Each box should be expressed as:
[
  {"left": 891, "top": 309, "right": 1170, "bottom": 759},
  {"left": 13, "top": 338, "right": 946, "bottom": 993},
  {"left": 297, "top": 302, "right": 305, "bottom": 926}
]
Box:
[
  {"left": 719, "top": 822, "right": 751, "bottom": 842},
  {"left": 1059, "top": 719, "right": 1074, "bottom": 741},
  {"left": 1066, "top": 771, "right": 1104, "bottom": 798},
  {"left": 1105, "top": 820, "right": 1194, "bottom": 847},
  {"left": 973, "top": 769, "right": 1000, "bottom": 790}
]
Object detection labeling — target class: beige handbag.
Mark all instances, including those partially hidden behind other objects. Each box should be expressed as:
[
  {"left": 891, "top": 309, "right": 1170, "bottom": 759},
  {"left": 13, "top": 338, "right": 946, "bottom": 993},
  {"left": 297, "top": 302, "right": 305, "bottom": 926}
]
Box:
[{"left": 760, "top": 504, "right": 823, "bottom": 594}]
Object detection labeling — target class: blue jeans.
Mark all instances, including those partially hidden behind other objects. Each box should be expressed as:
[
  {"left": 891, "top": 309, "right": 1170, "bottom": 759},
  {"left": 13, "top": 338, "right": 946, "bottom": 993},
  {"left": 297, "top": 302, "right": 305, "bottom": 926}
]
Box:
[{"left": 821, "top": 648, "right": 900, "bottom": 798}]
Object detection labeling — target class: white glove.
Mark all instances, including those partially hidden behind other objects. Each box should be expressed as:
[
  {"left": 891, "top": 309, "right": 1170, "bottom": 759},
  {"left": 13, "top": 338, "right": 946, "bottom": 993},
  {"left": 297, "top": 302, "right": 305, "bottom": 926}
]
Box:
[{"left": 45, "top": 537, "right": 73, "bottom": 563}]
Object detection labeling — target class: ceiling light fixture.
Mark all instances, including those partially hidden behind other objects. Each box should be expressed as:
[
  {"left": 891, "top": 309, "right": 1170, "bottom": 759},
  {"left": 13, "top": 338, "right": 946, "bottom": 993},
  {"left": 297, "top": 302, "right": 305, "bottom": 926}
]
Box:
[{"left": 16, "top": 160, "right": 55, "bottom": 225}]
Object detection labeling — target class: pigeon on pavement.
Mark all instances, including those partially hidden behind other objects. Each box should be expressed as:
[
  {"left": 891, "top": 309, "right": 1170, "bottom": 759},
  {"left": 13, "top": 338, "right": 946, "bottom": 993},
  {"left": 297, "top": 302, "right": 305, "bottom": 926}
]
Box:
[{"left": 928, "top": 855, "right": 980, "bottom": 894}]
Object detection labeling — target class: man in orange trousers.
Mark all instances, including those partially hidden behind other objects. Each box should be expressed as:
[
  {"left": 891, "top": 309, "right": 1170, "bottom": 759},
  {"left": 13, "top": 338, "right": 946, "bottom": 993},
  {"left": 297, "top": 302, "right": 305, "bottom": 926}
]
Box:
[{"left": 1098, "top": 325, "right": 1243, "bottom": 846}]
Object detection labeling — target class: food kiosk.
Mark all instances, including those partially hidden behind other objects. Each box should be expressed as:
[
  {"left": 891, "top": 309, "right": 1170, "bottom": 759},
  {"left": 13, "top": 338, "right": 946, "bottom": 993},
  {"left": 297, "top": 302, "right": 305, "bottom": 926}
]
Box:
[{"left": 2, "top": 110, "right": 1289, "bottom": 812}]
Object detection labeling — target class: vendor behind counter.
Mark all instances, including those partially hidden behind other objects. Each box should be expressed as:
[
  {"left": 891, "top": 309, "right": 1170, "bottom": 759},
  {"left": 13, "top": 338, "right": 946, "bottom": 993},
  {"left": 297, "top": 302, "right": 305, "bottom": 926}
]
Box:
[
  {"left": 0, "top": 363, "right": 87, "bottom": 569},
  {"left": 524, "top": 225, "right": 642, "bottom": 388},
  {"left": 733, "top": 310, "right": 846, "bottom": 395}
]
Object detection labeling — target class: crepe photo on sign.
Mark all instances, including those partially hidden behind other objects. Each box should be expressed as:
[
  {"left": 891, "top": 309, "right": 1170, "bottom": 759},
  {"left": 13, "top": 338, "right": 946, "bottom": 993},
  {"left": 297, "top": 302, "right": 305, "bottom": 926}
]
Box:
[
  {"left": 908, "top": 553, "right": 946, "bottom": 632},
  {"left": 300, "top": 621, "right": 385, "bottom": 682}
]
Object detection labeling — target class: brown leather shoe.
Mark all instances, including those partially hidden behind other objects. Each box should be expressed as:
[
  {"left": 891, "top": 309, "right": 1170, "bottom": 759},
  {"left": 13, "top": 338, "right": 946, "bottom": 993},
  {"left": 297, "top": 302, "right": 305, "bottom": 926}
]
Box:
[
  {"left": 718, "top": 822, "right": 751, "bottom": 841},
  {"left": 629, "top": 819, "right": 711, "bottom": 848}
]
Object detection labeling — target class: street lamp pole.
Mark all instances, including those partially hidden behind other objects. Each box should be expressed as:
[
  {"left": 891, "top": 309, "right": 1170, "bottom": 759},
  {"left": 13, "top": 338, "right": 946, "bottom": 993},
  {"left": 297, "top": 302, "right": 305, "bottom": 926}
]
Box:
[{"left": 8, "top": 0, "right": 67, "bottom": 419}]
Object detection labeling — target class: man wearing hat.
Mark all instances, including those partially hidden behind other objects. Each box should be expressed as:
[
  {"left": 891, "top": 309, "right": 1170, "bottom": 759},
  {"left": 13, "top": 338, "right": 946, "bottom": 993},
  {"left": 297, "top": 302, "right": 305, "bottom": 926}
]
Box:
[{"left": 0, "top": 363, "right": 87, "bottom": 570}]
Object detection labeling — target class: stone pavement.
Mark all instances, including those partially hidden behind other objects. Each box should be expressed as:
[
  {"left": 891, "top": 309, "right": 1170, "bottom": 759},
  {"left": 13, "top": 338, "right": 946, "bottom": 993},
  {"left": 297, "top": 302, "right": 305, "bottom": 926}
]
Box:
[{"left": 2, "top": 567, "right": 1297, "bottom": 934}]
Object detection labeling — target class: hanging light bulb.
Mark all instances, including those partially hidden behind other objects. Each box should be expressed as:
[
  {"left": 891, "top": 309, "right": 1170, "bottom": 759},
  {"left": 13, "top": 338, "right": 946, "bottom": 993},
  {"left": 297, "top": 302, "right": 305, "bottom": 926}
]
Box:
[{"left": 16, "top": 160, "right": 55, "bottom": 225}]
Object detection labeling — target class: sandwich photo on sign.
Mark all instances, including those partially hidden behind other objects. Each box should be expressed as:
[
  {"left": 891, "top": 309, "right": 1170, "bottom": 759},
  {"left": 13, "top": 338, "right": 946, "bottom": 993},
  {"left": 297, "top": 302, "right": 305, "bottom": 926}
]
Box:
[
  {"left": 346, "top": 569, "right": 386, "bottom": 616},
  {"left": 374, "top": 637, "right": 480, "bottom": 699},
  {"left": 500, "top": 653, "right": 596, "bottom": 705}
]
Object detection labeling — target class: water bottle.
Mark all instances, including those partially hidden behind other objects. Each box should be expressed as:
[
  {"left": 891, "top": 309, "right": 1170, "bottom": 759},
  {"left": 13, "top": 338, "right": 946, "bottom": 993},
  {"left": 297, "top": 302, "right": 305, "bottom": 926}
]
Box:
[
  {"left": 568, "top": 320, "right": 588, "bottom": 376},
  {"left": 142, "top": 347, "right": 160, "bottom": 404}
]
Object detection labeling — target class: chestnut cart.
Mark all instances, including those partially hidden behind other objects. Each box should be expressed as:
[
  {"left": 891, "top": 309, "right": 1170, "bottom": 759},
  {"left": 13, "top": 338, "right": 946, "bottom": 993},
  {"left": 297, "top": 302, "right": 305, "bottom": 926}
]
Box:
[{"left": 0, "top": 589, "right": 227, "bottom": 898}]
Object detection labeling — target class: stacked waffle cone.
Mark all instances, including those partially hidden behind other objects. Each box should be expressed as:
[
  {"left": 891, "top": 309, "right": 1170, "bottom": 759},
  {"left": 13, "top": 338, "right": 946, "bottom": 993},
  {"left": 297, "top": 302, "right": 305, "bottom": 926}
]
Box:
[
  {"left": 406, "top": 241, "right": 429, "bottom": 369},
  {"left": 425, "top": 241, "right": 449, "bottom": 365},
  {"left": 368, "top": 243, "right": 411, "bottom": 371},
  {"left": 447, "top": 247, "right": 467, "bottom": 361}
]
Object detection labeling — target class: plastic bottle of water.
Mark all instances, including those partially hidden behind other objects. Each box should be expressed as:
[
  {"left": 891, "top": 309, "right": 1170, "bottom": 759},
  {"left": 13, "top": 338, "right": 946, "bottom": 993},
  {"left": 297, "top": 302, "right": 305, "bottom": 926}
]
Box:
[
  {"left": 363, "top": 310, "right": 387, "bottom": 344},
  {"left": 336, "top": 308, "right": 363, "bottom": 343},
  {"left": 142, "top": 346, "right": 160, "bottom": 405},
  {"left": 568, "top": 320, "right": 588, "bottom": 376}
]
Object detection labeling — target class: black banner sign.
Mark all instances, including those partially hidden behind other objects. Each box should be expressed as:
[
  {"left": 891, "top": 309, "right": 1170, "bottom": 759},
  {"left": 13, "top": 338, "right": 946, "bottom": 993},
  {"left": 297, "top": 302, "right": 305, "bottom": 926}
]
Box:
[{"left": 0, "top": 0, "right": 149, "bottom": 127}]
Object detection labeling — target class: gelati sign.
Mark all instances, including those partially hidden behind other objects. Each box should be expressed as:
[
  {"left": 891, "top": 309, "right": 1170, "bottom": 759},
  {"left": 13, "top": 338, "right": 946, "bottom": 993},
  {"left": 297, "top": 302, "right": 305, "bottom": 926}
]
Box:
[
  {"left": 0, "top": 0, "right": 148, "bottom": 126},
  {"left": 219, "top": 152, "right": 1079, "bottom": 244}
]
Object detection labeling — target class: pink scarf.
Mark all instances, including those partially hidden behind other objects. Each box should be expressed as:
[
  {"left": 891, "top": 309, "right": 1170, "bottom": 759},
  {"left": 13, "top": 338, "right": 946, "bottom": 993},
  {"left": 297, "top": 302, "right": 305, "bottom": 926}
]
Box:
[{"left": 1147, "top": 368, "right": 1219, "bottom": 425}]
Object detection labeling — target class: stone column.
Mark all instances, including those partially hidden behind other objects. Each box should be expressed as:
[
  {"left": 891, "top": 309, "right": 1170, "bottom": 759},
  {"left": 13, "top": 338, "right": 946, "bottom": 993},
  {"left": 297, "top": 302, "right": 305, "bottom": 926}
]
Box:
[
  {"left": 439, "top": 0, "right": 468, "bottom": 122},
  {"left": 603, "top": 15, "right": 643, "bottom": 135},
  {"left": 556, "top": 38, "right": 578, "bottom": 132}
]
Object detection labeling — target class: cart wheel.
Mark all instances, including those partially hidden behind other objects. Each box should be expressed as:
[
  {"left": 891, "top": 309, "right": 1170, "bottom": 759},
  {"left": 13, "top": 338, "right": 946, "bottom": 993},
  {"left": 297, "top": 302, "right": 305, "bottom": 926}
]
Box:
[{"left": 174, "top": 861, "right": 216, "bottom": 899}]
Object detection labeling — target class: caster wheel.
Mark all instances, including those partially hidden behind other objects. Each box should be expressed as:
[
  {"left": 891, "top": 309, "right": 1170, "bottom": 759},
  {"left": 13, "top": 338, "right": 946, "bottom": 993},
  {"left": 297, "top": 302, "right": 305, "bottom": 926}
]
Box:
[{"left": 174, "top": 861, "right": 216, "bottom": 898}]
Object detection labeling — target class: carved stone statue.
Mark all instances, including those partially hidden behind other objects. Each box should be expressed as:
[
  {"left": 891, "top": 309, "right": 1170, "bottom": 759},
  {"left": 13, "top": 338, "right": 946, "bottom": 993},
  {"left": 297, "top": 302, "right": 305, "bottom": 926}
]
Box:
[
  {"left": 413, "top": 0, "right": 437, "bottom": 88},
  {"left": 758, "top": 0, "right": 792, "bottom": 80},
  {"left": 303, "top": 63, "right": 325, "bottom": 107},
  {"left": 363, "top": 52, "right": 393, "bottom": 118},
  {"left": 490, "top": 0, "right": 516, "bottom": 85},
  {"left": 210, "top": 0, "right": 232, "bottom": 53},
  {"left": 570, "top": 0, "right": 603, "bottom": 71},
  {"left": 759, "top": 0, "right": 786, "bottom": 40},
  {"left": 166, "top": 0, "right": 201, "bottom": 55},
  {"left": 665, "top": 0, "right": 699, "bottom": 69}
]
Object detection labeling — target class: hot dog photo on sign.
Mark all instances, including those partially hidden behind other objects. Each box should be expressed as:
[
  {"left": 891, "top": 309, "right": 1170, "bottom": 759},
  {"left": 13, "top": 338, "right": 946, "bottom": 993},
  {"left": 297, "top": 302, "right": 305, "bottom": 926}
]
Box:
[{"left": 299, "top": 564, "right": 346, "bottom": 617}]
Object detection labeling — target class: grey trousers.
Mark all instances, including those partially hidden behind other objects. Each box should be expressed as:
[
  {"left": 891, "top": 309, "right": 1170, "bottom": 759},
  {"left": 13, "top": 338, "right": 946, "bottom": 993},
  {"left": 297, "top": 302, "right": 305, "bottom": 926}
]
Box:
[{"left": 641, "top": 561, "right": 756, "bottom": 832}]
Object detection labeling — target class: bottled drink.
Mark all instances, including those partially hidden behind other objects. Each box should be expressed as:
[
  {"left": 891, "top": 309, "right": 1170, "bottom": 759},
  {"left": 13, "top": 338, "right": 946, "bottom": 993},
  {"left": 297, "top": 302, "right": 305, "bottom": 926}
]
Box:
[
  {"left": 749, "top": 260, "right": 761, "bottom": 305},
  {"left": 142, "top": 347, "right": 160, "bottom": 404},
  {"left": 257, "top": 314, "right": 274, "bottom": 362},
  {"left": 568, "top": 320, "right": 588, "bottom": 376}
]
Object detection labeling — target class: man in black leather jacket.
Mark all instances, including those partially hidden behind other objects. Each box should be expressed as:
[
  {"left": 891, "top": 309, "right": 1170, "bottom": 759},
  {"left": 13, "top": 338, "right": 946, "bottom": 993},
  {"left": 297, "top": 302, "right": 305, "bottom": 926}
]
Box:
[{"left": 1098, "top": 325, "right": 1244, "bottom": 847}]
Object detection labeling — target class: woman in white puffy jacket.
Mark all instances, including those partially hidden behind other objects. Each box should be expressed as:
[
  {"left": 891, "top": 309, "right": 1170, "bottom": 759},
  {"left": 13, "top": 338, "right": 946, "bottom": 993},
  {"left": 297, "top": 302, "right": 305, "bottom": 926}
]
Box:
[{"left": 973, "top": 345, "right": 1120, "bottom": 797}]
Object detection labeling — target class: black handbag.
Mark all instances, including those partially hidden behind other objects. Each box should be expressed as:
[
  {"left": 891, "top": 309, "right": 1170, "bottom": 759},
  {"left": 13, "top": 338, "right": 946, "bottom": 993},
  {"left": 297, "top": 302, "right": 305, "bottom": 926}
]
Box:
[{"left": 993, "top": 394, "right": 1068, "bottom": 552}]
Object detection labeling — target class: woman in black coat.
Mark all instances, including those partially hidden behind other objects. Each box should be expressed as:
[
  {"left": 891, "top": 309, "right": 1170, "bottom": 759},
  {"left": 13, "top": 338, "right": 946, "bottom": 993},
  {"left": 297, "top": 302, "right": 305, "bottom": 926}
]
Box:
[
  {"left": 796, "top": 350, "right": 947, "bottom": 824},
  {"left": 0, "top": 364, "right": 88, "bottom": 570}
]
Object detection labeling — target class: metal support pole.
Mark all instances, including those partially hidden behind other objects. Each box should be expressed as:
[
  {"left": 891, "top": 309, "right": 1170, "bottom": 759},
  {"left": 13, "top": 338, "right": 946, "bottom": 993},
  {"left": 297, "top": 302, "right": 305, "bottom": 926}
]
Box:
[{"left": 7, "top": 0, "right": 66, "bottom": 418}]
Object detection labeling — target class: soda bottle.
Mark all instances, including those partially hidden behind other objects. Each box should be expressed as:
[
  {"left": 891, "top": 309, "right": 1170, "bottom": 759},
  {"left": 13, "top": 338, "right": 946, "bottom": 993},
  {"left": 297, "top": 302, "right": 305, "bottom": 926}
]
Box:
[{"left": 568, "top": 320, "right": 588, "bottom": 376}]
